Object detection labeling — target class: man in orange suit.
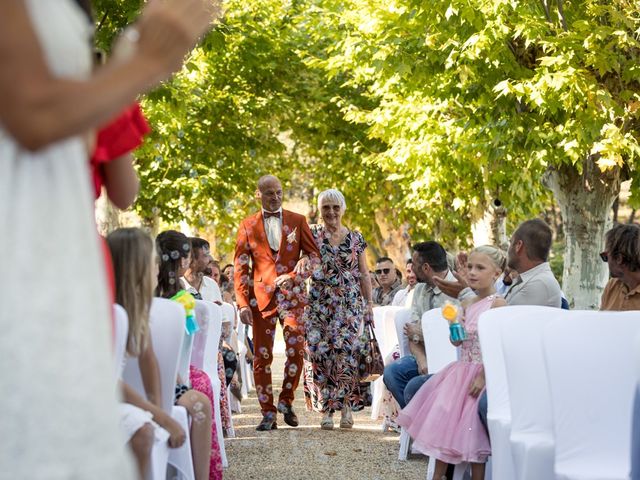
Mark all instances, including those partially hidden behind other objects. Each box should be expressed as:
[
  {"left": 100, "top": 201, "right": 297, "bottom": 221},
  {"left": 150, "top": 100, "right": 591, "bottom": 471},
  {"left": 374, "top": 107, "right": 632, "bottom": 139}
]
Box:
[{"left": 234, "top": 175, "right": 320, "bottom": 430}]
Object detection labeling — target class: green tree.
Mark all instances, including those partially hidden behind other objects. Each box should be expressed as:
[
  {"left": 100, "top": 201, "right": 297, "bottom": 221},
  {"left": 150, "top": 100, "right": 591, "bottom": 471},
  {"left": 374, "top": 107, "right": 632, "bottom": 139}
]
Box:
[{"left": 308, "top": 0, "right": 640, "bottom": 308}]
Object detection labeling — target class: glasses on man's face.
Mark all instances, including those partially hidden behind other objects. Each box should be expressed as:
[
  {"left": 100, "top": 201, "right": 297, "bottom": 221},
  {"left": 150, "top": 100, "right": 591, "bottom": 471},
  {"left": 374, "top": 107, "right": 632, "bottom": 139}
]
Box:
[
  {"left": 599, "top": 251, "right": 608, "bottom": 262},
  {"left": 375, "top": 268, "right": 391, "bottom": 275}
]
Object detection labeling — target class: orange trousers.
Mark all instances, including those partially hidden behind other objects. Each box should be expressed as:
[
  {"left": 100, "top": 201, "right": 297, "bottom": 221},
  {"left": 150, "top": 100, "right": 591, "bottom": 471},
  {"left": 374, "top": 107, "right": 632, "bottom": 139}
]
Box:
[{"left": 251, "top": 303, "right": 305, "bottom": 415}]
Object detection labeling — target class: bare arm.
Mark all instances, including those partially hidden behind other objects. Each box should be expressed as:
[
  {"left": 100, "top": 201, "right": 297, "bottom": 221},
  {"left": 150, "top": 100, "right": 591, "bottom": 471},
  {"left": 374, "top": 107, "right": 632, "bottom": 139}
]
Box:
[
  {"left": 0, "top": 0, "right": 219, "bottom": 150},
  {"left": 103, "top": 154, "right": 139, "bottom": 209},
  {"left": 120, "top": 382, "right": 186, "bottom": 448},
  {"left": 357, "top": 249, "right": 373, "bottom": 306},
  {"left": 138, "top": 337, "right": 162, "bottom": 408}
]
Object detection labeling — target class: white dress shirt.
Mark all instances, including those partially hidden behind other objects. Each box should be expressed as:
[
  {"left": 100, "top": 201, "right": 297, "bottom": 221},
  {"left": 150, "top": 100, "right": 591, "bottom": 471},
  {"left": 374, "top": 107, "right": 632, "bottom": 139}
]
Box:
[{"left": 262, "top": 208, "right": 282, "bottom": 251}]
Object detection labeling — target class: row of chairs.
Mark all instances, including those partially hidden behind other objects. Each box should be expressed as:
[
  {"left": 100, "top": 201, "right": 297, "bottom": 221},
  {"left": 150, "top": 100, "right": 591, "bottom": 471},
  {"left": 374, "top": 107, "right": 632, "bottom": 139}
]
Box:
[
  {"left": 479, "top": 306, "right": 640, "bottom": 480},
  {"left": 113, "top": 298, "right": 238, "bottom": 480},
  {"left": 372, "top": 305, "right": 640, "bottom": 480}
]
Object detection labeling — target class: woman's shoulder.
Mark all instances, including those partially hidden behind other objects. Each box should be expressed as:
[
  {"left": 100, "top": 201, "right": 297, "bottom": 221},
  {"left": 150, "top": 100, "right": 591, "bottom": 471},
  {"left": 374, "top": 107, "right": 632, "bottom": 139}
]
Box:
[{"left": 348, "top": 229, "right": 366, "bottom": 242}]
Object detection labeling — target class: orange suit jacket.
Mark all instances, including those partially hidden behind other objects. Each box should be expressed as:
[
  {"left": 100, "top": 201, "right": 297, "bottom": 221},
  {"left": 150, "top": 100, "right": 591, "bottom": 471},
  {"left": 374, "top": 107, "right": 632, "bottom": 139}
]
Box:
[{"left": 233, "top": 209, "right": 320, "bottom": 313}]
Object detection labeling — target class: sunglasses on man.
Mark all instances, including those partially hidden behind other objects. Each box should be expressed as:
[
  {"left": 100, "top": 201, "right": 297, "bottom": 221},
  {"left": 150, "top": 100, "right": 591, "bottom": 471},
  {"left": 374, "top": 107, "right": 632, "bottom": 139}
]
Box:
[
  {"left": 599, "top": 251, "right": 608, "bottom": 262},
  {"left": 375, "top": 268, "right": 391, "bottom": 275}
]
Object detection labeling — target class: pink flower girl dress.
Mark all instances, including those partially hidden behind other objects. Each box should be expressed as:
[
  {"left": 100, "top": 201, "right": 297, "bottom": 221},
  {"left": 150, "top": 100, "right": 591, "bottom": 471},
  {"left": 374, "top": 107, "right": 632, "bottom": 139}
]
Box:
[{"left": 397, "top": 295, "right": 494, "bottom": 464}]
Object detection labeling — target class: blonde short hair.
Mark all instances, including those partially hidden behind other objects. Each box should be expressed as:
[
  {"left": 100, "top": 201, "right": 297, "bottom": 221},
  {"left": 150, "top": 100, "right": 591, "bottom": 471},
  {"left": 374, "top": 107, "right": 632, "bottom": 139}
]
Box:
[{"left": 317, "top": 188, "right": 347, "bottom": 214}]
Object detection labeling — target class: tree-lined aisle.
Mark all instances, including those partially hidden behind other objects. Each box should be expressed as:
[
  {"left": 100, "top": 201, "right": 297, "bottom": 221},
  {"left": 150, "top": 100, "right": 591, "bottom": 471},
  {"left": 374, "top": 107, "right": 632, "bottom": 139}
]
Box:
[{"left": 225, "top": 353, "right": 425, "bottom": 479}]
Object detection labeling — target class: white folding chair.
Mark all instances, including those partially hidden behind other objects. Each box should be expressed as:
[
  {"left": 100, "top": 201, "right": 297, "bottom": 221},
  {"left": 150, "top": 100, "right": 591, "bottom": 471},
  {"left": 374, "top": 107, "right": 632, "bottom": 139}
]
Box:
[
  {"left": 421, "top": 308, "right": 467, "bottom": 480},
  {"left": 543, "top": 311, "right": 640, "bottom": 480},
  {"left": 236, "top": 321, "right": 253, "bottom": 397},
  {"left": 201, "top": 301, "right": 228, "bottom": 468},
  {"left": 113, "top": 304, "right": 129, "bottom": 384},
  {"left": 122, "top": 298, "right": 186, "bottom": 480},
  {"left": 478, "top": 307, "right": 516, "bottom": 480},
  {"left": 502, "top": 306, "right": 566, "bottom": 480},
  {"left": 390, "top": 307, "right": 415, "bottom": 461},
  {"left": 370, "top": 306, "right": 404, "bottom": 420},
  {"left": 219, "top": 302, "right": 239, "bottom": 431}
]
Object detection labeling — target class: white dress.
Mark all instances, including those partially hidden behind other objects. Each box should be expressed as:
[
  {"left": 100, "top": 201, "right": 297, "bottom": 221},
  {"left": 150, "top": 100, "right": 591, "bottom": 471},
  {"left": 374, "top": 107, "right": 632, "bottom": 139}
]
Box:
[{"left": 0, "top": 1, "right": 135, "bottom": 478}]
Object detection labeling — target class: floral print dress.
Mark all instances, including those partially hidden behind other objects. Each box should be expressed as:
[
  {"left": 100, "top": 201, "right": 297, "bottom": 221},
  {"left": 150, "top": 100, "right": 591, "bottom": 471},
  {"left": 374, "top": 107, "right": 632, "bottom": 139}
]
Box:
[{"left": 303, "top": 225, "right": 370, "bottom": 412}]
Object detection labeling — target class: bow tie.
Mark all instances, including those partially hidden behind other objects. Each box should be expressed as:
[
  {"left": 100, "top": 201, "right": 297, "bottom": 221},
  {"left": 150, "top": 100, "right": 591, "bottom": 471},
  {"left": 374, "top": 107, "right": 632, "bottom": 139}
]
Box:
[{"left": 264, "top": 211, "right": 280, "bottom": 219}]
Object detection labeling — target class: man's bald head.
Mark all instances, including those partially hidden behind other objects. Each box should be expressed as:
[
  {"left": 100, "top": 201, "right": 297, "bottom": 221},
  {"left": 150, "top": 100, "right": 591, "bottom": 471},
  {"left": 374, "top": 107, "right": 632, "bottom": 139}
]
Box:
[
  {"left": 257, "top": 175, "right": 283, "bottom": 212},
  {"left": 257, "top": 175, "right": 281, "bottom": 193}
]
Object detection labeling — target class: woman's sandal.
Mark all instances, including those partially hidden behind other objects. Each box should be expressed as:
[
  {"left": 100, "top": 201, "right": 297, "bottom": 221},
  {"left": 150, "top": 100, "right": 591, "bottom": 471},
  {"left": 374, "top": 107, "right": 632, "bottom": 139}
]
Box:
[
  {"left": 321, "top": 412, "right": 334, "bottom": 430},
  {"left": 339, "top": 409, "right": 354, "bottom": 429}
]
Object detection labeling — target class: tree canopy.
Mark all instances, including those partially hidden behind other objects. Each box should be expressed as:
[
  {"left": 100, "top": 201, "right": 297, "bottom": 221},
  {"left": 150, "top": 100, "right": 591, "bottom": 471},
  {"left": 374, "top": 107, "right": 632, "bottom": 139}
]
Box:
[{"left": 93, "top": 0, "right": 640, "bottom": 305}]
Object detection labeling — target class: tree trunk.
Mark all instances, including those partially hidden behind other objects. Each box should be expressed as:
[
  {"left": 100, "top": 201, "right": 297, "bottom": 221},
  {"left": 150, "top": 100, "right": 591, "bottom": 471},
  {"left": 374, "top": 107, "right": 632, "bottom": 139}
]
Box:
[
  {"left": 471, "top": 199, "right": 509, "bottom": 250},
  {"left": 544, "top": 159, "right": 621, "bottom": 309},
  {"left": 373, "top": 211, "right": 411, "bottom": 268},
  {"left": 94, "top": 189, "right": 122, "bottom": 237}
]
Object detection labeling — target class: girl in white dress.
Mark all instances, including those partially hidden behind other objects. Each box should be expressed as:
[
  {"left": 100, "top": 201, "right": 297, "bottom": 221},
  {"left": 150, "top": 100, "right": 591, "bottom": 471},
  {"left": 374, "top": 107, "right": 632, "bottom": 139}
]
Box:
[{"left": 0, "top": 1, "right": 219, "bottom": 477}]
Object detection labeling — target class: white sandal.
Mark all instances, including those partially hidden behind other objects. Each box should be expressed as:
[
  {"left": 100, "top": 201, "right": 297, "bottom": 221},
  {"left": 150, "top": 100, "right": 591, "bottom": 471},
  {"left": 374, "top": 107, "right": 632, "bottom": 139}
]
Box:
[
  {"left": 321, "top": 411, "right": 334, "bottom": 430},
  {"left": 339, "top": 408, "right": 353, "bottom": 429}
]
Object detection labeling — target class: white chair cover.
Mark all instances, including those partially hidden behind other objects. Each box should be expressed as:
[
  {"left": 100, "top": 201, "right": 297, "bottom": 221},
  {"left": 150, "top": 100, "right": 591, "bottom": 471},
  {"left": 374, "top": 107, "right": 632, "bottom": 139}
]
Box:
[
  {"left": 388, "top": 307, "right": 414, "bottom": 461},
  {"left": 370, "top": 306, "right": 406, "bottom": 420},
  {"left": 221, "top": 302, "right": 236, "bottom": 327},
  {"left": 421, "top": 308, "right": 467, "bottom": 480},
  {"left": 478, "top": 307, "right": 516, "bottom": 480},
  {"left": 543, "top": 311, "right": 640, "bottom": 480},
  {"left": 502, "top": 306, "right": 566, "bottom": 480},
  {"left": 113, "top": 304, "right": 129, "bottom": 384},
  {"left": 122, "top": 298, "right": 186, "bottom": 480},
  {"left": 237, "top": 321, "right": 253, "bottom": 397},
  {"left": 201, "top": 301, "right": 228, "bottom": 468},
  {"left": 422, "top": 308, "right": 458, "bottom": 372},
  {"left": 394, "top": 308, "right": 413, "bottom": 358}
]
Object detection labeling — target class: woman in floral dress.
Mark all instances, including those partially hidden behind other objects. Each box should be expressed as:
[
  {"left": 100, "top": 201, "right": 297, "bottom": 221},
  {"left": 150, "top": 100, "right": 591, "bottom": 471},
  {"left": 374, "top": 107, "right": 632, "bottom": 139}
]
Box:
[{"left": 303, "top": 189, "right": 374, "bottom": 430}]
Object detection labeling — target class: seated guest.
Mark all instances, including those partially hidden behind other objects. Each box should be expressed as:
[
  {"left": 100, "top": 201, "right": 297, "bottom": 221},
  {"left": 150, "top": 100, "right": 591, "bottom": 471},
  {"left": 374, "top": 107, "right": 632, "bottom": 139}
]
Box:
[
  {"left": 373, "top": 257, "right": 403, "bottom": 306},
  {"left": 156, "top": 230, "right": 221, "bottom": 480},
  {"left": 222, "top": 263, "right": 234, "bottom": 278},
  {"left": 108, "top": 228, "right": 186, "bottom": 479},
  {"left": 184, "top": 237, "right": 223, "bottom": 304},
  {"left": 383, "top": 241, "right": 471, "bottom": 409},
  {"left": 600, "top": 223, "right": 640, "bottom": 311},
  {"left": 209, "top": 259, "right": 222, "bottom": 286},
  {"left": 398, "top": 246, "right": 507, "bottom": 480},
  {"left": 392, "top": 259, "right": 418, "bottom": 307},
  {"left": 435, "top": 219, "right": 562, "bottom": 432}
]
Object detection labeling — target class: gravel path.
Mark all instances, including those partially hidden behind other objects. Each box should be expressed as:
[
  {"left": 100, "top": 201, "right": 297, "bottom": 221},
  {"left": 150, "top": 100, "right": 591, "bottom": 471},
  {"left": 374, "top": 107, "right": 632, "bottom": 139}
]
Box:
[{"left": 223, "top": 352, "right": 426, "bottom": 480}]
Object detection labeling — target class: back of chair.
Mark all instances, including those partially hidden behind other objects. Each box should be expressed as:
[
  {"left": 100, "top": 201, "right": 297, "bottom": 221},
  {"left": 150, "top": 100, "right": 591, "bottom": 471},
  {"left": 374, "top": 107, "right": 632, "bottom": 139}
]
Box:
[
  {"left": 372, "top": 306, "right": 405, "bottom": 360},
  {"left": 191, "top": 300, "right": 212, "bottom": 371},
  {"left": 123, "top": 298, "right": 185, "bottom": 413},
  {"left": 478, "top": 307, "right": 511, "bottom": 423},
  {"left": 221, "top": 302, "right": 236, "bottom": 327},
  {"left": 421, "top": 308, "right": 457, "bottom": 373},
  {"left": 543, "top": 311, "right": 640, "bottom": 479},
  {"left": 502, "top": 306, "right": 564, "bottom": 437},
  {"left": 392, "top": 308, "right": 413, "bottom": 357},
  {"left": 202, "top": 302, "right": 223, "bottom": 384},
  {"left": 112, "top": 304, "right": 129, "bottom": 383}
]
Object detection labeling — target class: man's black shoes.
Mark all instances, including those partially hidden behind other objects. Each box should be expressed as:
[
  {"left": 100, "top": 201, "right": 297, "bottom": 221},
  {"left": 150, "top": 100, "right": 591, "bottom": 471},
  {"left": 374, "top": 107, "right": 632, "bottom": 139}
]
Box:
[
  {"left": 277, "top": 403, "right": 299, "bottom": 427},
  {"left": 256, "top": 412, "right": 278, "bottom": 431}
]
